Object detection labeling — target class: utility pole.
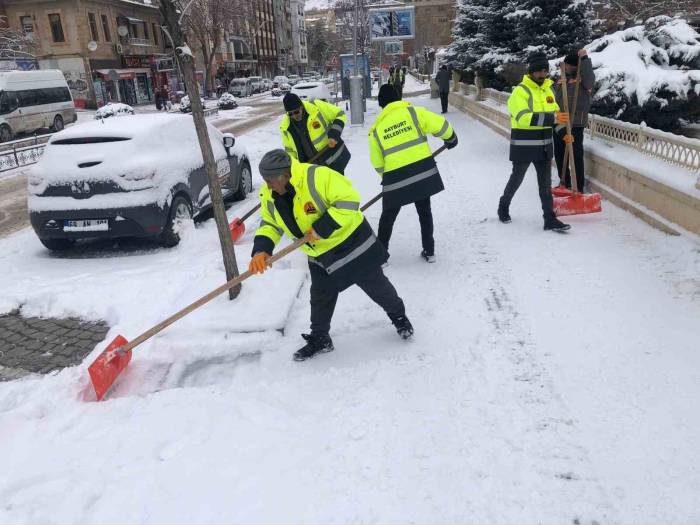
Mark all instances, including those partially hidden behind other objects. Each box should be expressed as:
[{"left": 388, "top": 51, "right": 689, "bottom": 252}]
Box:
[
  {"left": 349, "top": 0, "right": 363, "bottom": 125},
  {"left": 161, "top": 0, "right": 241, "bottom": 299}
]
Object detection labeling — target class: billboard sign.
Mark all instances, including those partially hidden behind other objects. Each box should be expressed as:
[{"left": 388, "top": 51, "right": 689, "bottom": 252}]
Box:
[
  {"left": 384, "top": 41, "right": 403, "bottom": 55},
  {"left": 369, "top": 7, "right": 415, "bottom": 41}
]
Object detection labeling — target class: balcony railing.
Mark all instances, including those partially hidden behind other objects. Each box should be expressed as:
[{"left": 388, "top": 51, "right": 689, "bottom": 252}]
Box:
[{"left": 128, "top": 37, "right": 151, "bottom": 47}]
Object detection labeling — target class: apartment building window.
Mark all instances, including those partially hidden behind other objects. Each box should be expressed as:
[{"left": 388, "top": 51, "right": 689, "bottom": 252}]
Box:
[
  {"left": 88, "top": 12, "right": 99, "bottom": 41},
  {"left": 48, "top": 14, "right": 65, "bottom": 43},
  {"left": 101, "top": 14, "right": 112, "bottom": 42},
  {"left": 152, "top": 23, "right": 159, "bottom": 45},
  {"left": 20, "top": 16, "right": 34, "bottom": 38},
  {"left": 143, "top": 22, "right": 149, "bottom": 41}
]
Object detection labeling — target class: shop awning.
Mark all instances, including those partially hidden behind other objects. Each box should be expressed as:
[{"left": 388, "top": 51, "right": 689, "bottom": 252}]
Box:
[{"left": 95, "top": 69, "right": 136, "bottom": 81}]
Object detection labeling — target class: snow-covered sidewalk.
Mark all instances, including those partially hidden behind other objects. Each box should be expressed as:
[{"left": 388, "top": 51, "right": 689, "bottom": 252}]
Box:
[{"left": 0, "top": 95, "right": 698, "bottom": 524}]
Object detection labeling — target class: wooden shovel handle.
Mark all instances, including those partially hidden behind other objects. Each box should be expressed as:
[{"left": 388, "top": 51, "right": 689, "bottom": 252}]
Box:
[
  {"left": 232, "top": 146, "right": 331, "bottom": 225},
  {"left": 560, "top": 58, "right": 582, "bottom": 188}
]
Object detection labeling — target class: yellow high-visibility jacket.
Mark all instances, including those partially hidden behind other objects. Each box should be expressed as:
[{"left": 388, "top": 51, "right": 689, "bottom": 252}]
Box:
[
  {"left": 508, "top": 74, "right": 560, "bottom": 162},
  {"left": 280, "top": 99, "right": 350, "bottom": 172},
  {"left": 368, "top": 100, "right": 454, "bottom": 208},
  {"left": 252, "top": 160, "right": 387, "bottom": 287}
]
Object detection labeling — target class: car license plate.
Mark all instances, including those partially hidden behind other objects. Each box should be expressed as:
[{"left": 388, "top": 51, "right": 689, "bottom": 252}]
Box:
[{"left": 64, "top": 219, "right": 109, "bottom": 232}]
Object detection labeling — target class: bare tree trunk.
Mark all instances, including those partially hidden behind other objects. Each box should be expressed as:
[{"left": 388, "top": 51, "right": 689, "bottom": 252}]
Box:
[{"left": 161, "top": 0, "right": 241, "bottom": 300}]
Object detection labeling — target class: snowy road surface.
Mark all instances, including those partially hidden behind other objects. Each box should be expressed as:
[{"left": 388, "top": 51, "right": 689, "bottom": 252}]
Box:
[{"left": 0, "top": 95, "right": 698, "bottom": 524}]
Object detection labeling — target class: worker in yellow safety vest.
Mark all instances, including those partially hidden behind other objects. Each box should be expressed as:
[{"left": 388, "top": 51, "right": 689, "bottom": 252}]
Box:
[
  {"left": 248, "top": 149, "right": 414, "bottom": 361},
  {"left": 368, "top": 83, "right": 458, "bottom": 264},
  {"left": 280, "top": 93, "right": 351, "bottom": 174},
  {"left": 498, "top": 52, "right": 572, "bottom": 232}
]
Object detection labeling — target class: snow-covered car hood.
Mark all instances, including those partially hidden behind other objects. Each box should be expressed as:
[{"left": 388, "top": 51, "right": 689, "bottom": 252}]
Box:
[{"left": 29, "top": 114, "right": 232, "bottom": 207}]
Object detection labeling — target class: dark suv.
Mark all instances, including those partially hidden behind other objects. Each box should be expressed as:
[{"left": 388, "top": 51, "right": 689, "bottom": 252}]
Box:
[{"left": 28, "top": 114, "right": 253, "bottom": 250}]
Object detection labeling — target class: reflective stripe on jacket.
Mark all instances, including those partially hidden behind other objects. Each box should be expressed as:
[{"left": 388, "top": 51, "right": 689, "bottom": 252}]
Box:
[
  {"left": 508, "top": 75, "right": 560, "bottom": 162},
  {"left": 368, "top": 100, "right": 452, "bottom": 208},
  {"left": 280, "top": 99, "right": 349, "bottom": 171}
]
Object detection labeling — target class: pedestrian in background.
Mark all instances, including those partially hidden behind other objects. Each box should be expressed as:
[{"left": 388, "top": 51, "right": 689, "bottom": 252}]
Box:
[{"left": 435, "top": 65, "right": 451, "bottom": 113}]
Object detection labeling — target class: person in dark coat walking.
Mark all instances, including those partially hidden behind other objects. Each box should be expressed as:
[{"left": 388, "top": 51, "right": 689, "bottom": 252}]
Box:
[
  {"left": 554, "top": 49, "right": 595, "bottom": 192},
  {"left": 249, "top": 150, "right": 414, "bottom": 361},
  {"left": 435, "top": 65, "right": 451, "bottom": 113}
]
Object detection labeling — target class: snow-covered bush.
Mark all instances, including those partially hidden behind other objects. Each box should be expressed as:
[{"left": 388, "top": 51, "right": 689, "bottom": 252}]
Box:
[
  {"left": 584, "top": 16, "right": 700, "bottom": 130},
  {"left": 217, "top": 92, "right": 237, "bottom": 109},
  {"left": 179, "top": 95, "right": 191, "bottom": 113},
  {"left": 94, "top": 103, "right": 135, "bottom": 120}
]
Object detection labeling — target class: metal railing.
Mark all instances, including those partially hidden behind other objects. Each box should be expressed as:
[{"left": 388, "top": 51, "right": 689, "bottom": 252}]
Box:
[
  {"left": 458, "top": 83, "right": 700, "bottom": 175},
  {"left": 0, "top": 134, "right": 50, "bottom": 174}
]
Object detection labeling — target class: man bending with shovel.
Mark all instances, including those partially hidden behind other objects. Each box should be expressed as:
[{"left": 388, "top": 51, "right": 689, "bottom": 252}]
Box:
[{"left": 248, "top": 149, "right": 414, "bottom": 361}]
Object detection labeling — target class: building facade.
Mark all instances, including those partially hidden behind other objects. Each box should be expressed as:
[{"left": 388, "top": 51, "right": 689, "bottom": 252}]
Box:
[
  {"left": 400, "top": 0, "right": 455, "bottom": 60},
  {"left": 3, "top": 0, "right": 170, "bottom": 108},
  {"left": 289, "top": 0, "right": 308, "bottom": 73}
]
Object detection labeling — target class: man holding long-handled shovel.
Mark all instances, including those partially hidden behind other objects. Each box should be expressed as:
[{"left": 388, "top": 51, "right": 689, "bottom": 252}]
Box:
[
  {"left": 554, "top": 49, "right": 595, "bottom": 194},
  {"left": 249, "top": 149, "right": 414, "bottom": 361}
]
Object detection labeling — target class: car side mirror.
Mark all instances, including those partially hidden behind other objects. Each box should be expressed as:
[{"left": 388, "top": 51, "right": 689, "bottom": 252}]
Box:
[{"left": 222, "top": 133, "right": 235, "bottom": 155}]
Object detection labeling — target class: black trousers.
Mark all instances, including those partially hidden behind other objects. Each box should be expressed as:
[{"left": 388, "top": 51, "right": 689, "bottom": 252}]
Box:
[
  {"left": 378, "top": 197, "right": 434, "bottom": 255},
  {"left": 499, "top": 160, "right": 554, "bottom": 218},
  {"left": 310, "top": 266, "right": 405, "bottom": 335},
  {"left": 554, "top": 126, "right": 585, "bottom": 192},
  {"left": 439, "top": 91, "right": 449, "bottom": 113}
]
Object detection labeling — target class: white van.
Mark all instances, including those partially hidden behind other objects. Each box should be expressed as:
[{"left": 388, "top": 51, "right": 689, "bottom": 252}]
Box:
[{"left": 0, "top": 70, "right": 77, "bottom": 142}]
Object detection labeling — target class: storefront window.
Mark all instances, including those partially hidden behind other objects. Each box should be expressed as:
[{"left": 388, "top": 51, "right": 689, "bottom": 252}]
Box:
[{"left": 136, "top": 74, "right": 151, "bottom": 103}]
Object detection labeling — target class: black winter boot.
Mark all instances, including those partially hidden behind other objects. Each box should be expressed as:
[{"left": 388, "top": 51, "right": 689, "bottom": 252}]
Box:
[
  {"left": 293, "top": 333, "right": 334, "bottom": 361},
  {"left": 389, "top": 314, "right": 414, "bottom": 340},
  {"left": 498, "top": 199, "right": 511, "bottom": 223},
  {"left": 543, "top": 215, "right": 571, "bottom": 232}
]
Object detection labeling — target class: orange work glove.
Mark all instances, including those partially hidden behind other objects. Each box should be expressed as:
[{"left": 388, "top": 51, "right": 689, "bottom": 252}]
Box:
[
  {"left": 555, "top": 112, "right": 570, "bottom": 125},
  {"left": 563, "top": 134, "right": 575, "bottom": 144},
  {"left": 249, "top": 252, "right": 271, "bottom": 274}
]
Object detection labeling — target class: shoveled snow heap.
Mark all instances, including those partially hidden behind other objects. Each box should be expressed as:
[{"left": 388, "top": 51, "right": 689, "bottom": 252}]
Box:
[{"left": 584, "top": 16, "right": 700, "bottom": 113}]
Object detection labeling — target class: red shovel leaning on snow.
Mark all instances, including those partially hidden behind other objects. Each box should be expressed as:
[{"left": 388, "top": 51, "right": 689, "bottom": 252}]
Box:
[
  {"left": 88, "top": 145, "right": 448, "bottom": 401},
  {"left": 552, "top": 61, "right": 602, "bottom": 216},
  {"left": 228, "top": 146, "right": 331, "bottom": 242}
]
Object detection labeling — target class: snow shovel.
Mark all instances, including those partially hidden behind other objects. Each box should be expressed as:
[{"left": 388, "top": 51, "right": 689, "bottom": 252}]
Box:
[
  {"left": 229, "top": 146, "right": 331, "bottom": 242},
  {"left": 552, "top": 62, "right": 602, "bottom": 217},
  {"left": 87, "top": 231, "right": 314, "bottom": 401},
  {"left": 88, "top": 176, "right": 392, "bottom": 401}
]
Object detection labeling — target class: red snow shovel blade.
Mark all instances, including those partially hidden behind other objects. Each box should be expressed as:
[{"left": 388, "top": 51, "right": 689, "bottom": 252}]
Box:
[
  {"left": 553, "top": 192, "right": 602, "bottom": 217},
  {"left": 229, "top": 219, "right": 245, "bottom": 242},
  {"left": 88, "top": 335, "right": 132, "bottom": 401},
  {"left": 552, "top": 185, "right": 574, "bottom": 197}
]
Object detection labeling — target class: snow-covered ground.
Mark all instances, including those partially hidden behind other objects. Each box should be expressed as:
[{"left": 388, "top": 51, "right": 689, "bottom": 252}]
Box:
[{"left": 0, "top": 95, "right": 699, "bottom": 524}]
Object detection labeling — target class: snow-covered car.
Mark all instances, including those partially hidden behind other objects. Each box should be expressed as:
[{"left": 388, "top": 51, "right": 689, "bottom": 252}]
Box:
[
  {"left": 272, "top": 75, "right": 289, "bottom": 88},
  {"left": 291, "top": 81, "right": 331, "bottom": 101},
  {"left": 271, "top": 86, "right": 283, "bottom": 97},
  {"left": 229, "top": 78, "right": 253, "bottom": 97},
  {"left": 28, "top": 114, "right": 253, "bottom": 251},
  {"left": 262, "top": 78, "right": 273, "bottom": 91},
  {"left": 279, "top": 83, "right": 291, "bottom": 93},
  {"left": 179, "top": 95, "right": 191, "bottom": 113},
  {"left": 287, "top": 74, "right": 301, "bottom": 86},
  {"left": 94, "top": 103, "right": 135, "bottom": 120},
  {"left": 217, "top": 92, "right": 238, "bottom": 110}
]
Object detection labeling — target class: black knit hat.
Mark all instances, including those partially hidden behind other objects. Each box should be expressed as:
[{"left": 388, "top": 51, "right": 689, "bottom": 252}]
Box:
[
  {"left": 527, "top": 52, "right": 550, "bottom": 73},
  {"left": 283, "top": 93, "right": 302, "bottom": 112},
  {"left": 378, "top": 83, "right": 399, "bottom": 108},
  {"left": 564, "top": 53, "right": 579, "bottom": 66},
  {"left": 259, "top": 149, "right": 291, "bottom": 179}
]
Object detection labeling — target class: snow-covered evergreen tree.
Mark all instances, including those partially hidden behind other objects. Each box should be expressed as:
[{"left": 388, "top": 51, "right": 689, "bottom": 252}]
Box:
[{"left": 444, "top": 0, "right": 490, "bottom": 73}]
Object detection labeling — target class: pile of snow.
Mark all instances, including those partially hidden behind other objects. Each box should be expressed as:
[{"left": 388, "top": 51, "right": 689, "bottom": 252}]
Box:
[
  {"left": 28, "top": 114, "right": 240, "bottom": 211},
  {"left": 583, "top": 16, "right": 700, "bottom": 129},
  {"left": 179, "top": 95, "right": 191, "bottom": 111},
  {"left": 94, "top": 103, "right": 134, "bottom": 120},
  {"left": 217, "top": 92, "right": 237, "bottom": 108}
]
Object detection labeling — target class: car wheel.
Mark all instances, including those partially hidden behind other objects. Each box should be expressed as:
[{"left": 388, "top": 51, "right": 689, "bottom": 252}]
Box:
[
  {"left": 51, "top": 115, "right": 64, "bottom": 132},
  {"left": 39, "top": 237, "right": 76, "bottom": 251},
  {"left": 0, "top": 124, "right": 13, "bottom": 143},
  {"left": 233, "top": 161, "right": 252, "bottom": 201},
  {"left": 160, "top": 194, "right": 192, "bottom": 247}
]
